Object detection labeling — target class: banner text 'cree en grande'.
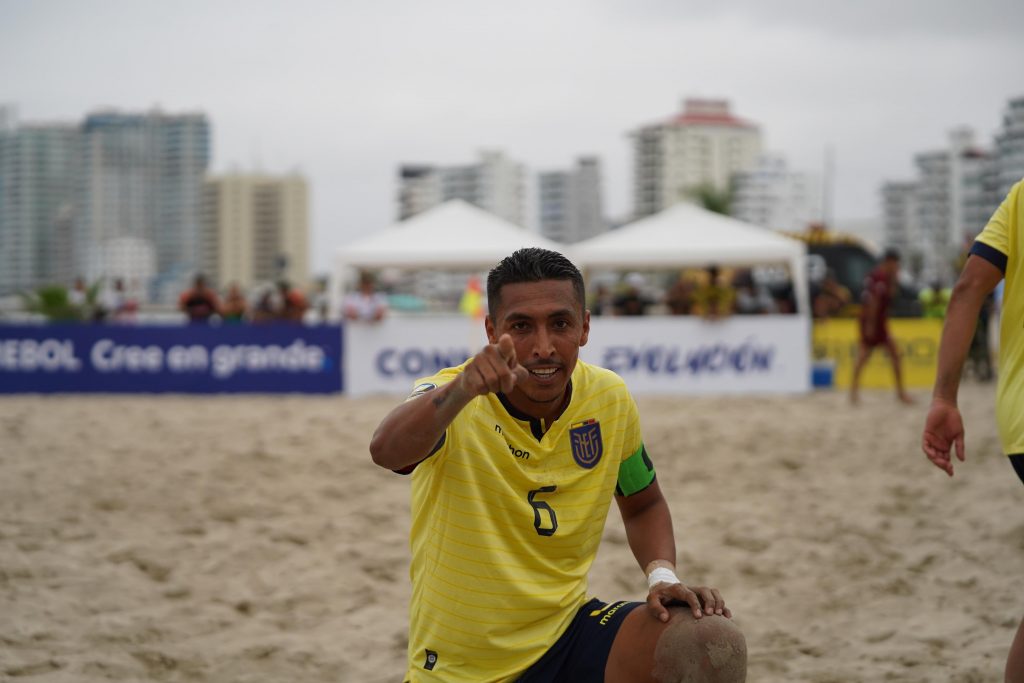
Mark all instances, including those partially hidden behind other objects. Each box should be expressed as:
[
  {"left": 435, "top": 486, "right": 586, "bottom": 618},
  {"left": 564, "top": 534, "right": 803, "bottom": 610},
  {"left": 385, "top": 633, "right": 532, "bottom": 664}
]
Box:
[{"left": 0, "top": 324, "right": 343, "bottom": 394}]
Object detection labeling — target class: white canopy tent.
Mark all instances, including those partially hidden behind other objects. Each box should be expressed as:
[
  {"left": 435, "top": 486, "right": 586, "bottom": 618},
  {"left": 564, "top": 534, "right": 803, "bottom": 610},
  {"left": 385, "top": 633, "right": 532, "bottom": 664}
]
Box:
[
  {"left": 570, "top": 203, "right": 811, "bottom": 314},
  {"left": 331, "top": 200, "right": 565, "bottom": 314}
]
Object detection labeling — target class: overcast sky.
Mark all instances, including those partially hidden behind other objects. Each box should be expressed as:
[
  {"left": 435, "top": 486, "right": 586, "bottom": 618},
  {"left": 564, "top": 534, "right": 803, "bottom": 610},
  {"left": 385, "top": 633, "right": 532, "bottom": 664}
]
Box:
[{"left": 2, "top": 0, "right": 1022, "bottom": 274}]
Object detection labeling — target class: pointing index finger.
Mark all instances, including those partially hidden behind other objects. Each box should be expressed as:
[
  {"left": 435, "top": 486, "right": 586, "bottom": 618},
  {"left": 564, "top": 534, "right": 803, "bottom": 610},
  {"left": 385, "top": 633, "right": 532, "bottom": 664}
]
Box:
[{"left": 497, "top": 334, "right": 517, "bottom": 367}]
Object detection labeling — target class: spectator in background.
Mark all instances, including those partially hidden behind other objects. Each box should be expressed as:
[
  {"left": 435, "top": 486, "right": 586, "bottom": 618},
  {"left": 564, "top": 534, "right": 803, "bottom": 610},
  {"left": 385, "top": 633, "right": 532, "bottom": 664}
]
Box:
[
  {"left": 343, "top": 271, "right": 388, "bottom": 322},
  {"left": 692, "top": 265, "right": 734, "bottom": 320},
  {"left": 220, "top": 283, "right": 248, "bottom": 323},
  {"left": 919, "top": 279, "right": 952, "bottom": 319},
  {"left": 179, "top": 274, "right": 220, "bottom": 324},
  {"left": 613, "top": 272, "right": 650, "bottom": 316},
  {"left": 732, "top": 269, "right": 776, "bottom": 315},
  {"left": 589, "top": 283, "right": 615, "bottom": 316},
  {"left": 311, "top": 277, "right": 330, "bottom": 323},
  {"left": 278, "top": 280, "right": 309, "bottom": 323},
  {"left": 251, "top": 286, "right": 278, "bottom": 324},
  {"left": 69, "top": 277, "right": 87, "bottom": 309},
  {"left": 107, "top": 278, "right": 138, "bottom": 323},
  {"left": 665, "top": 274, "right": 695, "bottom": 315},
  {"left": 812, "top": 269, "right": 852, "bottom": 319}
]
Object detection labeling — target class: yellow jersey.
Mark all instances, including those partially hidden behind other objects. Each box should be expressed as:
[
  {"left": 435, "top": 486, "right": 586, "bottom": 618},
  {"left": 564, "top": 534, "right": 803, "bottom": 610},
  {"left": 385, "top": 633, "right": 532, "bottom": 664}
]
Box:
[
  {"left": 973, "top": 179, "right": 1024, "bottom": 454},
  {"left": 402, "top": 359, "right": 652, "bottom": 682}
]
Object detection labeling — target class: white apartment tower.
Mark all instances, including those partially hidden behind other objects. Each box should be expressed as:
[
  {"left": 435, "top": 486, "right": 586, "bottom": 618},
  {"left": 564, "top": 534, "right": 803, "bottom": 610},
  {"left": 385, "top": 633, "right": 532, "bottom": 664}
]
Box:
[
  {"left": 398, "top": 150, "right": 525, "bottom": 226},
  {"left": 631, "top": 98, "right": 762, "bottom": 218},
  {"left": 995, "top": 96, "right": 1024, "bottom": 198},
  {"left": 77, "top": 110, "right": 210, "bottom": 302},
  {"left": 538, "top": 156, "right": 607, "bottom": 244},
  {"left": 881, "top": 181, "right": 920, "bottom": 259},
  {"left": 730, "top": 153, "right": 822, "bottom": 231},
  {"left": 201, "top": 173, "right": 310, "bottom": 291},
  {"left": 883, "top": 128, "right": 1001, "bottom": 284},
  {"left": 0, "top": 116, "right": 81, "bottom": 296}
]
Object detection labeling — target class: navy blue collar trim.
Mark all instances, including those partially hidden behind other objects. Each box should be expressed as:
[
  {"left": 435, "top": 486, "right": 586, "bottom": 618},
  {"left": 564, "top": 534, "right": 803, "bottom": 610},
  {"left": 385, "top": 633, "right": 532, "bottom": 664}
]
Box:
[{"left": 497, "top": 380, "right": 573, "bottom": 441}]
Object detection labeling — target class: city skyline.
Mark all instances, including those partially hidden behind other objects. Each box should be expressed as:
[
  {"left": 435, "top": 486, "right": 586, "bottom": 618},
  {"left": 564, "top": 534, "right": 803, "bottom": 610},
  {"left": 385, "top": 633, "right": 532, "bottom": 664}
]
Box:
[{"left": 2, "top": 0, "right": 1023, "bottom": 275}]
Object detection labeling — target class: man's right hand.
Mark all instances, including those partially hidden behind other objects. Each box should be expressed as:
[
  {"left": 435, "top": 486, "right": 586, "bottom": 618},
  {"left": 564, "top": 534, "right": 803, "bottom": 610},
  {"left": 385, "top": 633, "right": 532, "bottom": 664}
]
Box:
[
  {"left": 458, "top": 334, "right": 530, "bottom": 397},
  {"left": 922, "top": 398, "right": 966, "bottom": 476}
]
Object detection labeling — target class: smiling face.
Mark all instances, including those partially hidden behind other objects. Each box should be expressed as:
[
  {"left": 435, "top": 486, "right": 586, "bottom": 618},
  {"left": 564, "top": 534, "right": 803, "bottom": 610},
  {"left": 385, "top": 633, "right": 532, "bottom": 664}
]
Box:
[{"left": 485, "top": 279, "right": 590, "bottom": 421}]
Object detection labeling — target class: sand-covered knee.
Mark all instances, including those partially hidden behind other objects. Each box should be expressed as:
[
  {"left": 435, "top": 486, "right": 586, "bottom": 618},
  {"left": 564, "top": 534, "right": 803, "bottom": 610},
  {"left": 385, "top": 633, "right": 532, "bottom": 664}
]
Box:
[{"left": 652, "top": 614, "right": 747, "bottom": 683}]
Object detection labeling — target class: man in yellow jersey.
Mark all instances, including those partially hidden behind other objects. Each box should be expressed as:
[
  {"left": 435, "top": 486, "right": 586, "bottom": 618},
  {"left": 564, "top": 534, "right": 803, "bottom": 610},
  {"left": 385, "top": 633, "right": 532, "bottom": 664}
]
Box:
[
  {"left": 922, "top": 179, "right": 1024, "bottom": 682},
  {"left": 371, "top": 248, "right": 746, "bottom": 683}
]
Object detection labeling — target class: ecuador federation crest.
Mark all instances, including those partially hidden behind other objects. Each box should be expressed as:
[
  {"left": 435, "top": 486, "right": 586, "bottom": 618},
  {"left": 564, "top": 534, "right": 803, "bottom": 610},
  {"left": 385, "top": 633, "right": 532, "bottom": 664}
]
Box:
[{"left": 570, "top": 419, "right": 603, "bottom": 469}]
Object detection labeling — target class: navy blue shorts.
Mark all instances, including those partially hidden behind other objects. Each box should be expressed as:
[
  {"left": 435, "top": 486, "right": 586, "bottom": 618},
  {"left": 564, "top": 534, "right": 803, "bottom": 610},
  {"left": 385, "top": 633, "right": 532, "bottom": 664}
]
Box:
[
  {"left": 517, "top": 598, "right": 643, "bottom": 683},
  {"left": 1010, "top": 454, "right": 1024, "bottom": 485}
]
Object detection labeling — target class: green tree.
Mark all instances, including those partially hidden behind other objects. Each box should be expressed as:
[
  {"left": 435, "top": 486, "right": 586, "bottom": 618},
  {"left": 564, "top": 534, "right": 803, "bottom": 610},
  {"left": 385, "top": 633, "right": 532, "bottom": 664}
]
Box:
[
  {"left": 19, "top": 281, "right": 100, "bottom": 322},
  {"left": 690, "top": 183, "right": 732, "bottom": 216}
]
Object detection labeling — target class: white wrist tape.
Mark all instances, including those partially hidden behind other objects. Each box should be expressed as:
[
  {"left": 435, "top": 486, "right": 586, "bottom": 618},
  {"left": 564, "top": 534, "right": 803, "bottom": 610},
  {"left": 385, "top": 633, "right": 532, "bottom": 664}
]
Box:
[{"left": 647, "top": 566, "right": 681, "bottom": 589}]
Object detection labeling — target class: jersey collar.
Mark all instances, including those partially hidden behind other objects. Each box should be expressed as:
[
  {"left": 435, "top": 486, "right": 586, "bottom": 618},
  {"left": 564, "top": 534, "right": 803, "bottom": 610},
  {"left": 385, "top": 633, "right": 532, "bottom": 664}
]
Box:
[{"left": 497, "top": 380, "right": 573, "bottom": 441}]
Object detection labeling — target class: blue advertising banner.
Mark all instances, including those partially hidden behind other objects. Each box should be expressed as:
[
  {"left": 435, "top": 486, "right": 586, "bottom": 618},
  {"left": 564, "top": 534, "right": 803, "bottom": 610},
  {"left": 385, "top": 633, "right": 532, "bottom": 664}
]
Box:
[{"left": 0, "top": 324, "right": 343, "bottom": 394}]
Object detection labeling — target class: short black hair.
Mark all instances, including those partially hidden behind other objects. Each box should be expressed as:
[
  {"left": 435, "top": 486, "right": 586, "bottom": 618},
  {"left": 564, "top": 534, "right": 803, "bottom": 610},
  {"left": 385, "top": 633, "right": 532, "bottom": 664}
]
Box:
[
  {"left": 883, "top": 247, "right": 901, "bottom": 262},
  {"left": 486, "top": 248, "right": 585, "bottom": 319}
]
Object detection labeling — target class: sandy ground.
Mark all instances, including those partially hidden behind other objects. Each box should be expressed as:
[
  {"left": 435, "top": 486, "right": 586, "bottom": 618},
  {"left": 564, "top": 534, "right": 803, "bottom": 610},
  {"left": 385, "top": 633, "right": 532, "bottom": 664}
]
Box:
[{"left": 0, "top": 383, "right": 1020, "bottom": 683}]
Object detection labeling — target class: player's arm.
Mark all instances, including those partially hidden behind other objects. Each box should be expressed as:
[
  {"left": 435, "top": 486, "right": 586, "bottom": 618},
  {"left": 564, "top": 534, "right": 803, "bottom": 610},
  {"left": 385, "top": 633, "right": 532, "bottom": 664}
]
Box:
[
  {"left": 369, "top": 334, "right": 527, "bottom": 471},
  {"left": 922, "top": 254, "right": 1003, "bottom": 475},
  {"left": 617, "top": 480, "right": 729, "bottom": 622}
]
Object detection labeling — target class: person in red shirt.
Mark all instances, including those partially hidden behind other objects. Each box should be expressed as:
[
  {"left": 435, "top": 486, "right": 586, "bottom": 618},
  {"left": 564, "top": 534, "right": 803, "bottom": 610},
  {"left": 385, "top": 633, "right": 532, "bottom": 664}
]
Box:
[
  {"left": 850, "top": 249, "right": 913, "bottom": 405},
  {"left": 277, "top": 280, "right": 309, "bottom": 323},
  {"left": 178, "top": 274, "right": 221, "bottom": 324}
]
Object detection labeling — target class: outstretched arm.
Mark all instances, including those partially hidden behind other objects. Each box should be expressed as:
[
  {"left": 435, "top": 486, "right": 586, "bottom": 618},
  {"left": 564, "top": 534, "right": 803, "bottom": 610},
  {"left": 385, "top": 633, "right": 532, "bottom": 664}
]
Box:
[
  {"left": 369, "top": 334, "right": 527, "bottom": 471},
  {"left": 922, "top": 255, "right": 1002, "bottom": 475},
  {"left": 617, "top": 480, "right": 730, "bottom": 622}
]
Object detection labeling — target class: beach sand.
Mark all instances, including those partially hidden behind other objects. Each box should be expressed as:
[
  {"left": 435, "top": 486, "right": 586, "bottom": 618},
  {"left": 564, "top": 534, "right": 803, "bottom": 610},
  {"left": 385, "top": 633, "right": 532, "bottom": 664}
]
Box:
[{"left": 1, "top": 383, "right": 1020, "bottom": 682}]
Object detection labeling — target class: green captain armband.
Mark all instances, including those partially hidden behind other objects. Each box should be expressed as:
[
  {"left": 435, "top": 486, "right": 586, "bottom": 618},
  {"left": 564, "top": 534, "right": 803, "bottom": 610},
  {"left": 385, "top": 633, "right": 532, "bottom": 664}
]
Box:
[{"left": 616, "top": 444, "right": 655, "bottom": 497}]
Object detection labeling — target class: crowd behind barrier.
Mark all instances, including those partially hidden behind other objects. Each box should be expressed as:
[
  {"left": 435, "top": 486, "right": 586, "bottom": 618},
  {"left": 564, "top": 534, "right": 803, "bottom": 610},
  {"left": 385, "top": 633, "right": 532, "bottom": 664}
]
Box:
[{"left": 3, "top": 259, "right": 992, "bottom": 395}]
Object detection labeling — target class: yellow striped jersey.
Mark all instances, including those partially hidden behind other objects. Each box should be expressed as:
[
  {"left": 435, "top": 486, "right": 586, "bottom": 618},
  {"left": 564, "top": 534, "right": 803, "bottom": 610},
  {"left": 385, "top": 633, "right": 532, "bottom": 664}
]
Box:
[
  {"left": 973, "top": 178, "right": 1024, "bottom": 454},
  {"left": 401, "top": 359, "right": 653, "bottom": 682}
]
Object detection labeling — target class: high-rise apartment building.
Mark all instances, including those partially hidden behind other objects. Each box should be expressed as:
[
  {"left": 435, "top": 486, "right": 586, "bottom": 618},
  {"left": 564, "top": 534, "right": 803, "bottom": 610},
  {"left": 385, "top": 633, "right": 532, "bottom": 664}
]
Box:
[
  {"left": 994, "top": 95, "right": 1024, "bottom": 198},
  {"left": 201, "top": 173, "right": 309, "bottom": 290},
  {"left": 881, "top": 181, "right": 920, "bottom": 261},
  {"left": 631, "top": 98, "right": 762, "bottom": 219},
  {"left": 883, "top": 128, "right": 1001, "bottom": 283},
  {"left": 0, "top": 115, "right": 81, "bottom": 296},
  {"left": 730, "top": 153, "right": 822, "bottom": 231},
  {"left": 397, "top": 150, "right": 525, "bottom": 226},
  {"left": 77, "top": 110, "right": 210, "bottom": 302},
  {"left": 538, "top": 156, "right": 606, "bottom": 244}
]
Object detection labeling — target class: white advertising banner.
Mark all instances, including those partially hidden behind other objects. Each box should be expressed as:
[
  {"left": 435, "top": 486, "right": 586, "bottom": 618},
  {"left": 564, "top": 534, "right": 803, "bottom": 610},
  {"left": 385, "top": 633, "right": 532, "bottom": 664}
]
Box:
[
  {"left": 344, "top": 315, "right": 810, "bottom": 396},
  {"left": 580, "top": 316, "right": 810, "bottom": 395},
  {"left": 344, "top": 316, "right": 487, "bottom": 396}
]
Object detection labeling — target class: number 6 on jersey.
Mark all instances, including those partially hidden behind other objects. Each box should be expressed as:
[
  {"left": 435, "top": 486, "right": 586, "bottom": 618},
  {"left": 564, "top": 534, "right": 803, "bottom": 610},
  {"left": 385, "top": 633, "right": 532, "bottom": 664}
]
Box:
[{"left": 527, "top": 486, "right": 558, "bottom": 536}]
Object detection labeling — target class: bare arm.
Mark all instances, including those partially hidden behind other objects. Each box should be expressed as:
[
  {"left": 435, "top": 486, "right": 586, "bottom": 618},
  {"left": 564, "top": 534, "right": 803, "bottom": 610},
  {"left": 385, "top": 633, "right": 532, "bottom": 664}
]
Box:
[
  {"left": 922, "top": 255, "right": 1003, "bottom": 475},
  {"left": 369, "top": 334, "right": 528, "bottom": 470},
  {"left": 931, "top": 256, "right": 1002, "bottom": 403},
  {"left": 617, "top": 480, "right": 729, "bottom": 620}
]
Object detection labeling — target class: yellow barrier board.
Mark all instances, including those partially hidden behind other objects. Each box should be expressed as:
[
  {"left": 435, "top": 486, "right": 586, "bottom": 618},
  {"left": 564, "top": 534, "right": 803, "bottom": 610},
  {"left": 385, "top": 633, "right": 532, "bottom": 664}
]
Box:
[{"left": 812, "top": 318, "right": 943, "bottom": 389}]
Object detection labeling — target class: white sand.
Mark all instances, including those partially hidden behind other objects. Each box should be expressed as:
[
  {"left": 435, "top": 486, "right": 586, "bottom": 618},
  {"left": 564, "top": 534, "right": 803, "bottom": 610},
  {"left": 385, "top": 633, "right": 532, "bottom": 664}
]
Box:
[{"left": 0, "top": 383, "right": 1020, "bottom": 682}]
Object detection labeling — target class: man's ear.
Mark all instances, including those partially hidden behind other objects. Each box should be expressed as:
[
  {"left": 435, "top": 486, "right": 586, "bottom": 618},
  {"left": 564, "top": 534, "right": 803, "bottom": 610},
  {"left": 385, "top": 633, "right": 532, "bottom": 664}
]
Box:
[
  {"left": 579, "top": 309, "right": 590, "bottom": 347},
  {"left": 485, "top": 315, "right": 497, "bottom": 344}
]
